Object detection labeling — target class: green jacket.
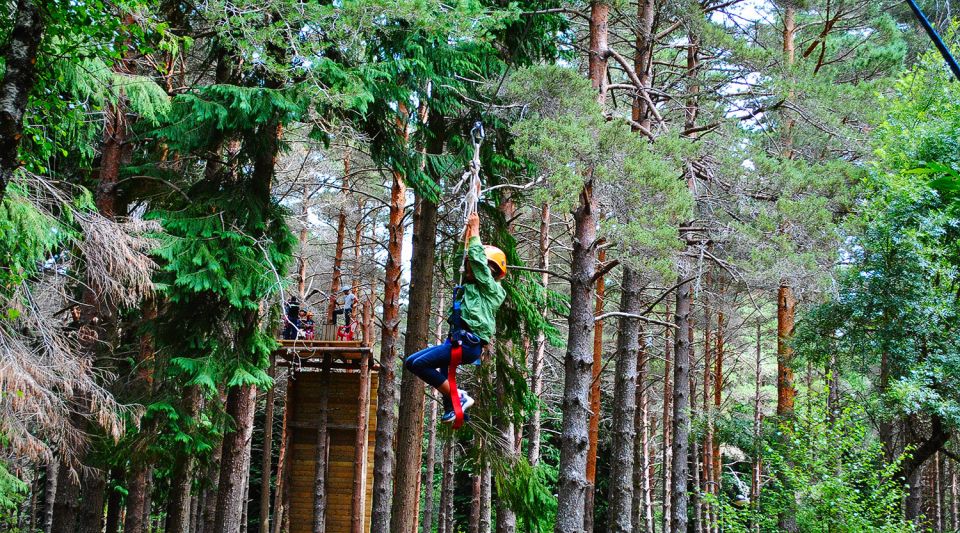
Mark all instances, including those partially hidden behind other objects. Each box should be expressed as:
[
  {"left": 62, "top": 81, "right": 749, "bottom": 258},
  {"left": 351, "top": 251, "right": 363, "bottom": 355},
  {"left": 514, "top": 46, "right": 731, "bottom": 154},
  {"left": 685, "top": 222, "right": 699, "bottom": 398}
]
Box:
[{"left": 460, "top": 236, "right": 506, "bottom": 342}]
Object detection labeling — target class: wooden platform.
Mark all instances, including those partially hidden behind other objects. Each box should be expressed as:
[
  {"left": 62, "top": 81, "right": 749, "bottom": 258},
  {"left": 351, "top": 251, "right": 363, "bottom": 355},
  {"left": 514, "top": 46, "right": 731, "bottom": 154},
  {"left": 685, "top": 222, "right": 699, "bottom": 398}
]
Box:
[
  {"left": 276, "top": 339, "right": 378, "bottom": 533},
  {"left": 276, "top": 339, "right": 374, "bottom": 370}
]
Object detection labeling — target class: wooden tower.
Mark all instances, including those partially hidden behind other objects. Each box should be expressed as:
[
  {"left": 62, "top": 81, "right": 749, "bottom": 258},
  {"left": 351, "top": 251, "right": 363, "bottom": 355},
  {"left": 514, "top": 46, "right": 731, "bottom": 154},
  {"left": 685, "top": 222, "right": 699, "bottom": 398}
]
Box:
[{"left": 273, "top": 336, "right": 378, "bottom": 533}]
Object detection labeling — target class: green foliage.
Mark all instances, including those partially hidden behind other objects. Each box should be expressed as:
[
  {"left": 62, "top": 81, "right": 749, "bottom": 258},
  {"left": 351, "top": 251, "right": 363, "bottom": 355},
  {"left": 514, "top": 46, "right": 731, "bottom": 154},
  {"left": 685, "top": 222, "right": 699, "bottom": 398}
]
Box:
[
  {"left": 0, "top": 186, "right": 65, "bottom": 292},
  {"left": 151, "top": 190, "right": 296, "bottom": 389},
  {"left": 0, "top": 462, "right": 27, "bottom": 519},
  {"left": 712, "top": 403, "right": 912, "bottom": 532},
  {"left": 505, "top": 65, "right": 692, "bottom": 275}
]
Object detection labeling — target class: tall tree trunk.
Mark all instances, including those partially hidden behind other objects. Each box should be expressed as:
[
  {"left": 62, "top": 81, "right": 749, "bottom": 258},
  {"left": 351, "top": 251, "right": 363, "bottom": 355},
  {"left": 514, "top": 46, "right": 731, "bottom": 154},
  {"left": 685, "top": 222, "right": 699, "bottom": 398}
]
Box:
[
  {"left": 392, "top": 109, "right": 443, "bottom": 533},
  {"left": 701, "top": 278, "right": 713, "bottom": 533},
  {"left": 950, "top": 461, "right": 960, "bottom": 530},
  {"left": 470, "top": 473, "right": 482, "bottom": 533},
  {"left": 124, "top": 459, "right": 152, "bottom": 533},
  {"left": 313, "top": 358, "right": 332, "bottom": 533},
  {"left": 51, "top": 467, "right": 80, "bottom": 533},
  {"left": 202, "top": 418, "right": 225, "bottom": 533},
  {"left": 606, "top": 268, "right": 640, "bottom": 532},
  {"left": 214, "top": 384, "right": 258, "bottom": 533},
  {"left": 480, "top": 463, "right": 493, "bottom": 533},
  {"left": 493, "top": 194, "right": 519, "bottom": 533},
  {"left": 42, "top": 461, "right": 58, "bottom": 533},
  {"left": 776, "top": 284, "right": 796, "bottom": 419},
  {"left": 661, "top": 301, "right": 673, "bottom": 533},
  {"left": 104, "top": 469, "right": 122, "bottom": 533},
  {"left": 166, "top": 386, "right": 201, "bottom": 533},
  {"left": 327, "top": 154, "right": 350, "bottom": 322},
  {"left": 0, "top": 0, "right": 44, "bottom": 203},
  {"left": 751, "top": 324, "right": 763, "bottom": 531},
  {"left": 370, "top": 165, "right": 408, "bottom": 533},
  {"left": 555, "top": 181, "right": 598, "bottom": 533},
  {"left": 272, "top": 377, "right": 293, "bottom": 533},
  {"left": 776, "top": 282, "right": 798, "bottom": 533},
  {"left": 297, "top": 184, "right": 309, "bottom": 301},
  {"left": 670, "top": 268, "right": 693, "bottom": 533},
  {"left": 259, "top": 357, "right": 276, "bottom": 533},
  {"left": 556, "top": 3, "right": 606, "bottom": 530},
  {"left": 584, "top": 247, "right": 605, "bottom": 532},
  {"left": 419, "top": 293, "right": 444, "bottom": 533},
  {"left": 527, "top": 203, "right": 550, "bottom": 466},
  {"left": 352, "top": 349, "right": 372, "bottom": 533},
  {"left": 421, "top": 400, "right": 438, "bottom": 533},
  {"left": 77, "top": 468, "right": 106, "bottom": 533},
  {"left": 776, "top": 0, "right": 798, "bottom": 424},
  {"left": 713, "top": 308, "right": 724, "bottom": 507},
  {"left": 438, "top": 438, "right": 455, "bottom": 533}
]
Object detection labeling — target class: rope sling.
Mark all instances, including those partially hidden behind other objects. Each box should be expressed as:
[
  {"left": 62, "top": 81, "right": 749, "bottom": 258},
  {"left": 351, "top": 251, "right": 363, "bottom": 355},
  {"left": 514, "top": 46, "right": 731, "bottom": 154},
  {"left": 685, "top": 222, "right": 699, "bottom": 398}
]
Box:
[{"left": 446, "top": 122, "right": 485, "bottom": 429}]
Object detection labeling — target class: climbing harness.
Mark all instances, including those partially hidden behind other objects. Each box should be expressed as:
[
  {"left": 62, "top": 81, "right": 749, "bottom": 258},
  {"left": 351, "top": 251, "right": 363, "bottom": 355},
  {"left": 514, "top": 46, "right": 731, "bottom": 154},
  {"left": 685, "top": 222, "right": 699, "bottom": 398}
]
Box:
[{"left": 444, "top": 121, "right": 486, "bottom": 430}]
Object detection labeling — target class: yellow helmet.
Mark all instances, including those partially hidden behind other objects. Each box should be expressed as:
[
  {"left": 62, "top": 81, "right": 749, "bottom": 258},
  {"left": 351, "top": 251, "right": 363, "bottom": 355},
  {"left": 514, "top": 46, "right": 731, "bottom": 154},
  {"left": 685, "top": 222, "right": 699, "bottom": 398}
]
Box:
[{"left": 483, "top": 245, "right": 507, "bottom": 280}]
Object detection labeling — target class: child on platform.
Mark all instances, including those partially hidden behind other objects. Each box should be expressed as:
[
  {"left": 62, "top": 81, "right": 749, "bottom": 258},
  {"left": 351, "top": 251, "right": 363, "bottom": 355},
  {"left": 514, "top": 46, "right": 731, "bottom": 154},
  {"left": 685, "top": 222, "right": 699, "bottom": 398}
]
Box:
[{"left": 404, "top": 212, "right": 507, "bottom": 423}]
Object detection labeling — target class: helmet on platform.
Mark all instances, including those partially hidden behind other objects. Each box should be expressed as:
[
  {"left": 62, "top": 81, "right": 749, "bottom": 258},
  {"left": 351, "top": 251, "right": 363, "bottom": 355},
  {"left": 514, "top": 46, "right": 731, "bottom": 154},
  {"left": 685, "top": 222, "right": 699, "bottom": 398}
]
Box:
[{"left": 483, "top": 245, "right": 508, "bottom": 280}]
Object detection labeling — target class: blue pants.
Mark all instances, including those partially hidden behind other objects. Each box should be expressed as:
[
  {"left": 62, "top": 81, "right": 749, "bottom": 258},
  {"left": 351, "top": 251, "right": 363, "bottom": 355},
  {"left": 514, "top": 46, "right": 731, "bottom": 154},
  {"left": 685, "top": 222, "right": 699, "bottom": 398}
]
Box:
[{"left": 404, "top": 333, "right": 484, "bottom": 411}]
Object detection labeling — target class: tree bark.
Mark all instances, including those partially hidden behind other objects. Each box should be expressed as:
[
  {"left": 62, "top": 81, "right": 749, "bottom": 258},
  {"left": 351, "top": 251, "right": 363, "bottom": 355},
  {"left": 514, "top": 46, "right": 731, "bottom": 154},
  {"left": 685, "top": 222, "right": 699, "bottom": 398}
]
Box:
[
  {"left": 327, "top": 153, "right": 350, "bottom": 322},
  {"left": 670, "top": 267, "right": 693, "bottom": 533},
  {"left": 260, "top": 357, "right": 276, "bottom": 533},
  {"left": 555, "top": 182, "right": 597, "bottom": 533},
  {"left": 438, "top": 438, "right": 455, "bottom": 533},
  {"left": 702, "top": 277, "right": 713, "bottom": 533},
  {"left": 272, "top": 376, "right": 293, "bottom": 533},
  {"left": 0, "top": 0, "right": 44, "bottom": 203},
  {"left": 495, "top": 195, "right": 519, "bottom": 533},
  {"left": 527, "top": 203, "right": 550, "bottom": 466},
  {"left": 104, "top": 468, "right": 122, "bottom": 533},
  {"left": 661, "top": 300, "right": 673, "bottom": 533},
  {"left": 584, "top": 247, "right": 605, "bottom": 532},
  {"left": 42, "top": 461, "right": 57, "bottom": 533},
  {"left": 50, "top": 461, "right": 80, "bottom": 533},
  {"left": 480, "top": 462, "right": 493, "bottom": 533},
  {"left": 296, "top": 184, "right": 309, "bottom": 301},
  {"left": 776, "top": 282, "right": 797, "bottom": 533},
  {"left": 713, "top": 308, "right": 724, "bottom": 504},
  {"left": 214, "top": 384, "right": 258, "bottom": 533},
  {"left": 124, "top": 460, "right": 152, "bottom": 533},
  {"left": 606, "top": 268, "right": 640, "bottom": 532},
  {"left": 421, "top": 399, "right": 438, "bottom": 533},
  {"left": 77, "top": 468, "right": 106, "bottom": 533},
  {"left": 352, "top": 349, "right": 372, "bottom": 533},
  {"left": 202, "top": 415, "right": 225, "bottom": 533},
  {"left": 776, "top": 283, "right": 796, "bottom": 420},
  {"left": 370, "top": 165, "right": 408, "bottom": 533},
  {"left": 166, "top": 386, "right": 201, "bottom": 533},
  {"left": 392, "top": 108, "right": 443, "bottom": 533},
  {"left": 556, "top": 3, "right": 606, "bottom": 529},
  {"left": 752, "top": 324, "right": 763, "bottom": 528},
  {"left": 470, "top": 472, "right": 482, "bottom": 533},
  {"left": 313, "top": 357, "right": 332, "bottom": 533}
]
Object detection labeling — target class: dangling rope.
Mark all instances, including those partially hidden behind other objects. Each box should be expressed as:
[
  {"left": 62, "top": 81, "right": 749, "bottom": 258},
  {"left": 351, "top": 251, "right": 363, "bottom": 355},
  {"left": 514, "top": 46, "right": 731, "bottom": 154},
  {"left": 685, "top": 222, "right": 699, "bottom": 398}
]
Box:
[{"left": 453, "top": 121, "right": 486, "bottom": 275}]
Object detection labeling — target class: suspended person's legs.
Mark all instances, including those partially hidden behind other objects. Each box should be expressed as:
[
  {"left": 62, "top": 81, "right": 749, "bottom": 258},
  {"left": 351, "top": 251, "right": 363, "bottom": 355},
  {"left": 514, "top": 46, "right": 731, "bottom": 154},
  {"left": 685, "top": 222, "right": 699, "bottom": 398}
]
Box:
[{"left": 404, "top": 339, "right": 480, "bottom": 421}]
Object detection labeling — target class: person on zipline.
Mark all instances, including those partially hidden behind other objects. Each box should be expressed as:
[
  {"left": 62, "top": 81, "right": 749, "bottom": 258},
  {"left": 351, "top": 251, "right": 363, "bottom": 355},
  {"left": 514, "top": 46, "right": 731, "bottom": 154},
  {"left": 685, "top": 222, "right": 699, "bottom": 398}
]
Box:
[{"left": 404, "top": 211, "right": 507, "bottom": 423}]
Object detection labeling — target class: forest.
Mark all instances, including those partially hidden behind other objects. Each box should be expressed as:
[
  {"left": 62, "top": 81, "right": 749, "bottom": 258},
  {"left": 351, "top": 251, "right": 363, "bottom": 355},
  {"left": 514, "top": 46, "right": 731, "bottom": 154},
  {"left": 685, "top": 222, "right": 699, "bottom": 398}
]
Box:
[{"left": 2, "top": 0, "right": 960, "bottom": 532}]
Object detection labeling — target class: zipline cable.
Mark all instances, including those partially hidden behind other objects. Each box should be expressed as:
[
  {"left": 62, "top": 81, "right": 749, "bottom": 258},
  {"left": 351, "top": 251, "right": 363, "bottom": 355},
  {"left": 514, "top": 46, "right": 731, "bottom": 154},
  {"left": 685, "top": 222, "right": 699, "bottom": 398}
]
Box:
[{"left": 906, "top": 0, "right": 960, "bottom": 82}]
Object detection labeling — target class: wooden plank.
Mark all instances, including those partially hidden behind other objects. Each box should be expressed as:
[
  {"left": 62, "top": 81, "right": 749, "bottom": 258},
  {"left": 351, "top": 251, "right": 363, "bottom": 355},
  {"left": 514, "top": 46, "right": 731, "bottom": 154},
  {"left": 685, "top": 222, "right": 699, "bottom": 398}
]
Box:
[{"left": 284, "top": 367, "right": 379, "bottom": 532}]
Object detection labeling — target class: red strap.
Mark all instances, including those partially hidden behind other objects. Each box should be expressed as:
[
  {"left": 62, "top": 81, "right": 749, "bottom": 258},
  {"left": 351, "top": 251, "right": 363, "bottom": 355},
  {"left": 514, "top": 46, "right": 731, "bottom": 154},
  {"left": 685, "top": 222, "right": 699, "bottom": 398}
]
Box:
[{"left": 448, "top": 343, "right": 465, "bottom": 429}]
